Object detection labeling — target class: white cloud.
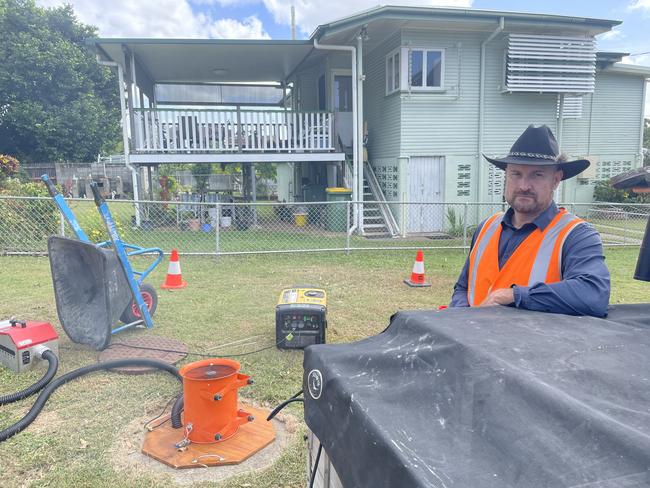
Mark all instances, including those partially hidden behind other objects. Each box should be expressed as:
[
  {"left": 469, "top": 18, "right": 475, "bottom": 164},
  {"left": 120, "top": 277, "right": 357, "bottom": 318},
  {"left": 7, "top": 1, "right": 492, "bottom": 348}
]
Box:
[
  {"left": 210, "top": 15, "right": 271, "bottom": 38},
  {"left": 622, "top": 53, "right": 650, "bottom": 66},
  {"left": 628, "top": 0, "right": 650, "bottom": 11},
  {"left": 36, "top": 0, "right": 269, "bottom": 38},
  {"left": 598, "top": 27, "right": 623, "bottom": 41},
  {"left": 261, "top": 0, "right": 474, "bottom": 36}
]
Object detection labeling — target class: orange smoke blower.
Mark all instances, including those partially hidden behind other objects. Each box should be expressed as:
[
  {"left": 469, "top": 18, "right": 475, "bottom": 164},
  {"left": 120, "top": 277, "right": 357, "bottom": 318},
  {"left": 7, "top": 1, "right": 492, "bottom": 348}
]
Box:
[{"left": 178, "top": 358, "right": 254, "bottom": 443}]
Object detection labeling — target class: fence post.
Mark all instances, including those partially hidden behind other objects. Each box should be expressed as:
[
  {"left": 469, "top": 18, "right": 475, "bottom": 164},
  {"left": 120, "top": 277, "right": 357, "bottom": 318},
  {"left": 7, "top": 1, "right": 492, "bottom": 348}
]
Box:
[
  {"left": 59, "top": 210, "right": 65, "bottom": 237},
  {"left": 346, "top": 201, "right": 351, "bottom": 254},
  {"left": 462, "top": 203, "right": 468, "bottom": 248},
  {"left": 215, "top": 203, "right": 220, "bottom": 257},
  {"left": 624, "top": 210, "right": 628, "bottom": 246}
]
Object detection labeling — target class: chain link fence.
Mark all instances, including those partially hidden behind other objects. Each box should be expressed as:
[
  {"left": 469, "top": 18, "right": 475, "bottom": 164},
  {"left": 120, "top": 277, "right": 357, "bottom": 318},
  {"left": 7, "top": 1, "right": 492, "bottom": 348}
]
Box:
[{"left": 1, "top": 196, "right": 648, "bottom": 256}]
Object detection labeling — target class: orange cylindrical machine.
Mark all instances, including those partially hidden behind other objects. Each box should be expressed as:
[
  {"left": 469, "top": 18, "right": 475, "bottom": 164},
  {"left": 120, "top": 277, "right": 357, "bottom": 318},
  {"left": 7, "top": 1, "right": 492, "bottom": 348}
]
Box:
[{"left": 179, "top": 358, "right": 253, "bottom": 443}]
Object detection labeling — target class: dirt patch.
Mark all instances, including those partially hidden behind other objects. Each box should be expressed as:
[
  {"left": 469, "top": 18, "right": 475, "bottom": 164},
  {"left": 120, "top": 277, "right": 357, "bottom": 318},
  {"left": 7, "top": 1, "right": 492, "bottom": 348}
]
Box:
[{"left": 110, "top": 407, "right": 298, "bottom": 485}]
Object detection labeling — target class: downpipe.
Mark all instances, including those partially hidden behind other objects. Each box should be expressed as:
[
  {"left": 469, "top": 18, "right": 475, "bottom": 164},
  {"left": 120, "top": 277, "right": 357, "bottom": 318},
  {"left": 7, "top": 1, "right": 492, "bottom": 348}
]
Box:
[{"left": 313, "top": 38, "right": 359, "bottom": 234}]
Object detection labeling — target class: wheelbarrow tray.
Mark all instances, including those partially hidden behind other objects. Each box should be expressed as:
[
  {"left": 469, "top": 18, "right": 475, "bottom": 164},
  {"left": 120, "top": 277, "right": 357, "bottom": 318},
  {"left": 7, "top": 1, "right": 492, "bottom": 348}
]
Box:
[{"left": 48, "top": 236, "right": 133, "bottom": 350}]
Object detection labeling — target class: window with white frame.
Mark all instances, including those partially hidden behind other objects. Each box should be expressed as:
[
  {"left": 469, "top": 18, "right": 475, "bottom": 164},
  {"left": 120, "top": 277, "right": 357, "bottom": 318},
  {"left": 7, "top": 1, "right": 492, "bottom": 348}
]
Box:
[
  {"left": 406, "top": 48, "right": 444, "bottom": 90},
  {"left": 386, "top": 50, "right": 400, "bottom": 94},
  {"left": 386, "top": 47, "right": 445, "bottom": 94}
]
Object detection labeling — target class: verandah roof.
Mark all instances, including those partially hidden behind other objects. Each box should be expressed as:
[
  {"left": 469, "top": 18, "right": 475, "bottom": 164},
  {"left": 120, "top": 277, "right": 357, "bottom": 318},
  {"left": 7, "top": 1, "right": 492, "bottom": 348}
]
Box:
[{"left": 87, "top": 38, "right": 319, "bottom": 84}]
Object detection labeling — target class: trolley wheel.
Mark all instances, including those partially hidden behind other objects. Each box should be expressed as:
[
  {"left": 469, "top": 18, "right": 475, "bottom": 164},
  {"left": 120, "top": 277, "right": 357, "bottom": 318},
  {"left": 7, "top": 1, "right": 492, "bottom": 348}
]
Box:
[{"left": 120, "top": 283, "right": 158, "bottom": 324}]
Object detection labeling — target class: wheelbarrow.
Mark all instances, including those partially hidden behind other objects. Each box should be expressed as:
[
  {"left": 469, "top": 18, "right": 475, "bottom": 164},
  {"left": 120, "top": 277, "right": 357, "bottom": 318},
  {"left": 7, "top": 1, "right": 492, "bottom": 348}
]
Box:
[{"left": 42, "top": 174, "right": 163, "bottom": 350}]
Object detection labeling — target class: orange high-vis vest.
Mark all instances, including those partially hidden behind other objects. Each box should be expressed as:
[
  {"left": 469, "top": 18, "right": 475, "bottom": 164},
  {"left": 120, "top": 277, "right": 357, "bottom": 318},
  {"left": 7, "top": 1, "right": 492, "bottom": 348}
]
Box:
[{"left": 467, "top": 209, "right": 584, "bottom": 306}]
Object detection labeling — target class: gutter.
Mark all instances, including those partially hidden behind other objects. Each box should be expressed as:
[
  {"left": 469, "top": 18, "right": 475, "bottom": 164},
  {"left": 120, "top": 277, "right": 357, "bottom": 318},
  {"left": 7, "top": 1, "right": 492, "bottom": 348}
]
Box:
[
  {"left": 477, "top": 17, "right": 504, "bottom": 204},
  {"left": 313, "top": 37, "right": 360, "bottom": 234},
  {"left": 96, "top": 56, "right": 141, "bottom": 225}
]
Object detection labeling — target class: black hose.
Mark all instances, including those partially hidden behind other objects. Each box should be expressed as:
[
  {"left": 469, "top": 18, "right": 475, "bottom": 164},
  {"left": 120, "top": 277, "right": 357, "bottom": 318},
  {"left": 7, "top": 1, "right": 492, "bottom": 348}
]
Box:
[
  {"left": 171, "top": 394, "right": 184, "bottom": 429},
  {"left": 0, "top": 358, "right": 181, "bottom": 442},
  {"left": 266, "top": 398, "right": 304, "bottom": 421},
  {"left": 308, "top": 443, "right": 323, "bottom": 488},
  {"left": 0, "top": 350, "right": 58, "bottom": 405}
]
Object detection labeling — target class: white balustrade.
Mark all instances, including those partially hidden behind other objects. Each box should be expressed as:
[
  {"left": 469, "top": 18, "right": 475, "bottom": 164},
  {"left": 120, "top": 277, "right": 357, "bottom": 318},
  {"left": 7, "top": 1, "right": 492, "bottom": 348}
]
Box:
[{"left": 132, "top": 109, "right": 333, "bottom": 153}]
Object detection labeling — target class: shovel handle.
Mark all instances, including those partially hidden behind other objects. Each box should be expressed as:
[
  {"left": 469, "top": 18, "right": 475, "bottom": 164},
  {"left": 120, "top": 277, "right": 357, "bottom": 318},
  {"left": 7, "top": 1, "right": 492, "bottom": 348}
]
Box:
[{"left": 90, "top": 182, "right": 105, "bottom": 207}]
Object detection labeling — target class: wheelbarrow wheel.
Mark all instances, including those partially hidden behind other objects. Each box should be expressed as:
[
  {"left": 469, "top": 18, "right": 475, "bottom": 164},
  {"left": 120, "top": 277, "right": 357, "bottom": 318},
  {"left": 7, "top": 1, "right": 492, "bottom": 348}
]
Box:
[{"left": 120, "top": 283, "right": 158, "bottom": 324}]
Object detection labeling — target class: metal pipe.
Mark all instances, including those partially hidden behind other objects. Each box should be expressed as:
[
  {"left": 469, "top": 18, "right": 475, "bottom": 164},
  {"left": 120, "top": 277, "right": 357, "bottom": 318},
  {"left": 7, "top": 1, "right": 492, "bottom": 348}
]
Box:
[
  {"left": 478, "top": 17, "right": 505, "bottom": 204},
  {"left": 96, "top": 56, "right": 141, "bottom": 225},
  {"left": 313, "top": 37, "right": 358, "bottom": 235},
  {"left": 356, "top": 32, "right": 365, "bottom": 233},
  {"left": 638, "top": 79, "right": 648, "bottom": 164}
]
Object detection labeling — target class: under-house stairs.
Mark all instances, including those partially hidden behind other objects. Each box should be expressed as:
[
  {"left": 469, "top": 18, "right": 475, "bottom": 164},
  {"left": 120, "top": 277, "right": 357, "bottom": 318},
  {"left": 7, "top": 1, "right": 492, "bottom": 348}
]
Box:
[{"left": 354, "top": 161, "right": 400, "bottom": 238}]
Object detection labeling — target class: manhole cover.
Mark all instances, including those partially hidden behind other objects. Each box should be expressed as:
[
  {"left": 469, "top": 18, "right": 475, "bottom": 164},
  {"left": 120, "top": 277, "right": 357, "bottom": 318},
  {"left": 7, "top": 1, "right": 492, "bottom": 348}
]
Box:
[{"left": 99, "top": 336, "right": 188, "bottom": 374}]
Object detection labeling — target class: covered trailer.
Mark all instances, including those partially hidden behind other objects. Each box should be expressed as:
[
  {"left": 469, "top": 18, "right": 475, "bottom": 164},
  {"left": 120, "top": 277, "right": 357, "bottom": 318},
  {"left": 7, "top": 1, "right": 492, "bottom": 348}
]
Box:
[{"left": 303, "top": 305, "right": 650, "bottom": 487}]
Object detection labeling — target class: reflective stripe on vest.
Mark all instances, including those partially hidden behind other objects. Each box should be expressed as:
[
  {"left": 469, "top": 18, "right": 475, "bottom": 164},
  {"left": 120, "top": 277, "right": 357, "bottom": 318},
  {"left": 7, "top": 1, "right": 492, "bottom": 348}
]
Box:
[
  {"left": 467, "top": 212, "right": 505, "bottom": 306},
  {"left": 527, "top": 212, "right": 581, "bottom": 286},
  {"left": 468, "top": 209, "right": 583, "bottom": 306}
]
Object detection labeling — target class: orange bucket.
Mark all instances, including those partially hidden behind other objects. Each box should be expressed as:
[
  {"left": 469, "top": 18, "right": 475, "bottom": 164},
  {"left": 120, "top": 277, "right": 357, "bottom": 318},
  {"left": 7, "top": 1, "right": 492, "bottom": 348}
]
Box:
[{"left": 179, "top": 358, "right": 253, "bottom": 443}]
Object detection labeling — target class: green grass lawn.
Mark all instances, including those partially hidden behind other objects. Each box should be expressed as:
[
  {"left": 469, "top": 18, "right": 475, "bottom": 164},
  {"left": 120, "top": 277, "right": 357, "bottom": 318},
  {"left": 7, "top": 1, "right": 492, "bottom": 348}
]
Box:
[{"left": 0, "top": 248, "right": 647, "bottom": 487}]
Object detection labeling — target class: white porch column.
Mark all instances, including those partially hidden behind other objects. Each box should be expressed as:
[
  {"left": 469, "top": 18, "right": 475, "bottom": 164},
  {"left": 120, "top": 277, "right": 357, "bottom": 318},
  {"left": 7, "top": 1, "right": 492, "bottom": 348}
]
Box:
[
  {"left": 356, "top": 32, "right": 365, "bottom": 231},
  {"left": 96, "top": 55, "right": 141, "bottom": 225}
]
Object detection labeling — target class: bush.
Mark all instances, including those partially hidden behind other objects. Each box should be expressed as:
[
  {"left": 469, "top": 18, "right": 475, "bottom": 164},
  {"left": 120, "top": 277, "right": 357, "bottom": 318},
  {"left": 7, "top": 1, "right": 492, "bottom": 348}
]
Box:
[
  {"left": 79, "top": 212, "right": 126, "bottom": 244},
  {"left": 0, "top": 155, "right": 20, "bottom": 181},
  {"left": 0, "top": 177, "right": 59, "bottom": 251},
  {"left": 446, "top": 207, "right": 476, "bottom": 238},
  {"left": 593, "top": 180, "right": 650, "bottom": 204}
]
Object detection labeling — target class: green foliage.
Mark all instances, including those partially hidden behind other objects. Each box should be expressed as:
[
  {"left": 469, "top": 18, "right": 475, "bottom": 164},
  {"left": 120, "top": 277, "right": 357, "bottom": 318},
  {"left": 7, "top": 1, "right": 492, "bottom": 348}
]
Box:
[
  {"left": 190, "top": 162, "right": 213, "bottom": 196},
  {"left": 446, "top": 207, "right": 476, "bottom": 238},
  {"left": 0, "top": 177, "right": 58, "bottom": 250},
  {"left": 0, "top": 154, "right": 20, "bottom": 180},
  {"left": 0, "top": 0, "right": 120, "bottom": 163},
  {"left": 80, "top": 212, "right": 125, "bottom": 243},
  {"left": 593, "top": 180, "right": 650, "bottom": 204},
  {"left": 0, "top": 177, "right": 50, "bottom": 197}
]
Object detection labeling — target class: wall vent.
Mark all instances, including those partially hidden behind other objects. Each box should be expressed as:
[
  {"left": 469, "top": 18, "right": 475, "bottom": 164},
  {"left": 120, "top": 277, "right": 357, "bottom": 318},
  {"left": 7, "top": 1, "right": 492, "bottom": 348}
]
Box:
[{"left": 506, "top": 34, "right": 596, "bottom": 93}]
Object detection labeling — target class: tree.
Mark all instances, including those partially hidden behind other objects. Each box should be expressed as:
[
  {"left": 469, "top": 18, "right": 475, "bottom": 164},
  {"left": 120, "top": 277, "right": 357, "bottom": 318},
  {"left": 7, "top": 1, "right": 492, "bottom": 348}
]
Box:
[
  {"left": 191, "top": 163, "right": 213, "bottom": 199},
  {"left": 0, "top": 0, "right": 120, "bottom": 163}
]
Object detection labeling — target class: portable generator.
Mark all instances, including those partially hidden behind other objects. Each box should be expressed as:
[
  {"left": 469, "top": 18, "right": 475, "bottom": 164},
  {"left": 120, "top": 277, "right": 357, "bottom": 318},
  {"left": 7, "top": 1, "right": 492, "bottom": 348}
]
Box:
[
  {"left": 0, "top": 319, "right": 59, "bottom": 373},
  {"left": 275, "top": 286, "right": 327, "bottom": 349}
]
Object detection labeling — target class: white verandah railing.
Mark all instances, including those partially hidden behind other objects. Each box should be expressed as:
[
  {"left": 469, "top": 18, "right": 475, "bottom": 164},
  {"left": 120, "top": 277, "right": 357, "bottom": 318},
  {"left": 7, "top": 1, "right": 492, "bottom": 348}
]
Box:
[{"left": 132, "top": 108, "right": 334, "bottom": 153}]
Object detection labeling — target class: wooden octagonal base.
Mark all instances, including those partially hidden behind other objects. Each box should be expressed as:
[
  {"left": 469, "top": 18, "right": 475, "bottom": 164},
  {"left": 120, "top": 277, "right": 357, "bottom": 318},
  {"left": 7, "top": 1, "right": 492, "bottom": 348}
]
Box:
[{"left": 141, "top": 403, "right": 275, "bottom": 469}]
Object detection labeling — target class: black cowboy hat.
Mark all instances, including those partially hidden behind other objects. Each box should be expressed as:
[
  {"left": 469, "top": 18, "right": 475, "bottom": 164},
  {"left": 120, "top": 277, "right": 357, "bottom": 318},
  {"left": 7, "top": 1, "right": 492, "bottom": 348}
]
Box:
[{"left": 483, "top": 125, "right": 590, "bottom": 180}]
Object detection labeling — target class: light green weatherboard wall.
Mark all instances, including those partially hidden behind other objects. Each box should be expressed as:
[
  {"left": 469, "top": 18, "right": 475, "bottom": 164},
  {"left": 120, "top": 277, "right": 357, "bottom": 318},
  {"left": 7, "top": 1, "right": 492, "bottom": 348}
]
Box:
[{"left": 364, "top": 29, "right": 645, "bottom": 208}]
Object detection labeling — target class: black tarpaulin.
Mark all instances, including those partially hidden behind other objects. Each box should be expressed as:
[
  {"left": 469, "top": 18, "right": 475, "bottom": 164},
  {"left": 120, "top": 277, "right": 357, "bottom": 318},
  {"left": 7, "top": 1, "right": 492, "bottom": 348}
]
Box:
[{"left": 303, "top": 305, "right": 650, "bottom": 488}]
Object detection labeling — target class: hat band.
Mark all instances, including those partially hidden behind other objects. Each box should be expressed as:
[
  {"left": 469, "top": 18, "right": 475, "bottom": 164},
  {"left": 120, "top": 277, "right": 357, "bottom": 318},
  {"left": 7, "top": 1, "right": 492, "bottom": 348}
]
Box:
[{"left": 508, "top": 152, "right": 556, "bottom": 161}]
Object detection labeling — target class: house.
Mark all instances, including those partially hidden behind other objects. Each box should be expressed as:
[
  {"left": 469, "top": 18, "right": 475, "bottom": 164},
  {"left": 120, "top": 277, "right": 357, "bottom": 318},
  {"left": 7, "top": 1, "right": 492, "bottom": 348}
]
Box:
[{"left": 88, "top": 5, "right": 650, "bottom": 236}]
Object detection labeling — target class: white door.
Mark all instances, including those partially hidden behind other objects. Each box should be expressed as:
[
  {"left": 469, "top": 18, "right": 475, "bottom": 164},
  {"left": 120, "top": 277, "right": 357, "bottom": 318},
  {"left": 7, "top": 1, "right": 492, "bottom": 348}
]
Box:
[{"left": 408, "top": 156, "right": 444, "bottom": 233}]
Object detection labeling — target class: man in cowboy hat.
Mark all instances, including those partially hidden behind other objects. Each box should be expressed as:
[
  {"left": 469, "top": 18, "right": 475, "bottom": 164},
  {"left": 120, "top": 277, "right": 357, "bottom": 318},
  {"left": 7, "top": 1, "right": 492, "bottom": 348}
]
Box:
[{"left": 450, "top": 125, "right": 610, "bottom": 317}]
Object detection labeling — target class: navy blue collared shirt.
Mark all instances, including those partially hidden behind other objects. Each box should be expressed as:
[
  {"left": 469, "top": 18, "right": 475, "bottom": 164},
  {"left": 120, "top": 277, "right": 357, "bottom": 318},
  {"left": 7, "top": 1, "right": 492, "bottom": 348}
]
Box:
[{"left": 450, "top": 202, "right": 610, "bottom": 317}]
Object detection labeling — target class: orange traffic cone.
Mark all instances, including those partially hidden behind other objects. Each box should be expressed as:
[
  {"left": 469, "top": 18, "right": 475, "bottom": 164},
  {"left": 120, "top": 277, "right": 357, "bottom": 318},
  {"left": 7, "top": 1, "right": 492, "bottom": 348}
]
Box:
[
  {"left": 404, "top": 250, "right": 431, "bottom": 287},
  {"left": 161, "top": 249, "right": 187, "bottom": 289}
]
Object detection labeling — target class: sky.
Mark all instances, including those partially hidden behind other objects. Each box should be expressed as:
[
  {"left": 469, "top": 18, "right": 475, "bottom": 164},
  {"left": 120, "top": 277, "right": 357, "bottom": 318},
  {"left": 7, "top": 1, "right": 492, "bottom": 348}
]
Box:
[{"left": 37, "top": 0, "right": 650, "bottom": 113}]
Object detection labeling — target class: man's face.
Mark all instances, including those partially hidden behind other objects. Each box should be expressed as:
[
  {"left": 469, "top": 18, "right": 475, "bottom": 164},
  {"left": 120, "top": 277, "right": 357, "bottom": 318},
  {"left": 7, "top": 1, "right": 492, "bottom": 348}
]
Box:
[{"left": 504, "top": 163, "right": 562, "bottom": 216}]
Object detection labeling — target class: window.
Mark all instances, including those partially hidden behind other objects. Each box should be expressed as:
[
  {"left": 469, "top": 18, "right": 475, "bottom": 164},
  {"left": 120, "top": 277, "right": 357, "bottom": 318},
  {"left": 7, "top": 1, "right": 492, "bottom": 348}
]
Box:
[
  {"left": 386, "top": 50, "right": 400, "bottom": 94},
  {"left": 406, "top": 48, "right": 443, "bottom": 89},
  {"left": 334, "top": 75, "right": 352, "bottom": 112},
  {"left": 386, "top": 47, "right": 445, "bottom": 95}
]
